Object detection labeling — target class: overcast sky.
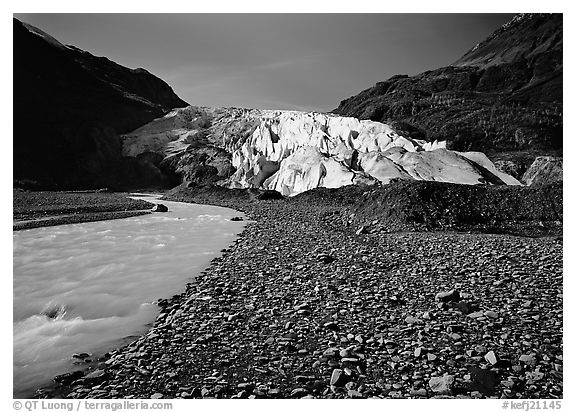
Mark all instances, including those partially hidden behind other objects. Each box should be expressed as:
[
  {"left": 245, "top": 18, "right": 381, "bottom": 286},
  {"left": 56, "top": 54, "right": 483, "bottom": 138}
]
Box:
[{"left": 15, "top": 13, "right": 515, "bottom": 111}]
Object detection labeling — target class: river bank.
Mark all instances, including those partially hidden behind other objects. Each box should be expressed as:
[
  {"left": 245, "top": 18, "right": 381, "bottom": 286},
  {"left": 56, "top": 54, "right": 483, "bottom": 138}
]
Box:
[
  {"left": 14, "top": 194, "right": 246, "bottom": 398},
  {"left": 13, "top": 190, "right": 155, "bottom": 230},
  {"left": 35, "top": 182, "right": 563, "bottom": 399}
]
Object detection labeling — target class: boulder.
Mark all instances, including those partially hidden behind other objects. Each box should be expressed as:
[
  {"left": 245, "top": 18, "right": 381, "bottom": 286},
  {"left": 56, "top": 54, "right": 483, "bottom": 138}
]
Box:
[
  {"left": 151, "top": 204, "right": 168, "bottom": 212},
  {"left": 257, "top": 190, "right": 284, "bottom": 200},
  {"left": 522, "top": 156, "right": 563, "bottom": 186},
  {"left": 468, "top": 367, "right": 500, "bottom": 396},
  {"left": 428, "top": 374, "right": 454, "bottom": 395},
  {"left": 54, "top": 370, "right": 84, "bottom": 385},
  {"left": 485, "top": 350, "right": 498, "bottom": 365},
  {"left": 84, "top": 369, "right": 108, "bottom": 383},
  {"left": 435, "top": 289, "right": 460, "bottom": 302}
]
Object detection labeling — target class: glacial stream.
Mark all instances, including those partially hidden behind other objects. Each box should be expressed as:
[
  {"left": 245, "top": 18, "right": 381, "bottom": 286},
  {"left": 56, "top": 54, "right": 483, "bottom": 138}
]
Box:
[{"left": 13, "top": 195, "right": 246, "bottom": 398}]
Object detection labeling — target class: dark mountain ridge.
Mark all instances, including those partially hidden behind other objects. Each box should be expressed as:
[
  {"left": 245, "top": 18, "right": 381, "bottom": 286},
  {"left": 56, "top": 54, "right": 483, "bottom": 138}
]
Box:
[
  {"left": 333, "top": 14, "right": 562, "bottom": 158},
  {"left": 13, "top": 18, "right": 188, "bottom": 190}
]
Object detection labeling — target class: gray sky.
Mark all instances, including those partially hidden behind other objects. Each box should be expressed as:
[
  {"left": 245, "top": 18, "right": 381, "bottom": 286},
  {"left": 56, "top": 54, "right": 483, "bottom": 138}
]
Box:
[{"left": 15, "top": 13, "right": 515, "bottom": 111}]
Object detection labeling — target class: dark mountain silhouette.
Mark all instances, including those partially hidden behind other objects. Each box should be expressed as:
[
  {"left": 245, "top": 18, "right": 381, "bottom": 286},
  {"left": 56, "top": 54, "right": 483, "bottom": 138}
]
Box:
[
  {"left": 13, "top": 18, "right": 188, "bottom": 190},
  {"left": 333, "top": 14, "right": 562, "bottom": 159}
]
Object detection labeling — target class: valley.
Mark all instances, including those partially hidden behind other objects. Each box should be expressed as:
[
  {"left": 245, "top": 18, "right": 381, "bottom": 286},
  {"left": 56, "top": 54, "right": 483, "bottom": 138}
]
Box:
[{"left": 12, "top": 13, "right": 563, "bottom": 401}]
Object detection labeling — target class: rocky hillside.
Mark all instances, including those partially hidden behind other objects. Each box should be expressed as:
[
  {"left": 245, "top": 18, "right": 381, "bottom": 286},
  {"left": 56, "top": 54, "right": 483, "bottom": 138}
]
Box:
[
  {"left": 123, "top": 106, "right": 520, "bottom": 196},
  {"left": 13, "top": 18, "right": 188, "bottom": 190},
  {"left": 333, "top": 14, "right": 562, "bottom": 159}
]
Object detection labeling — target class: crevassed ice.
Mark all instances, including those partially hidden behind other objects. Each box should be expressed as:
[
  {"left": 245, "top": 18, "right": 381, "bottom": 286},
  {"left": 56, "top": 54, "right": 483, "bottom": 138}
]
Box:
[{"left": 121, "top": 106, "right": 522, "bottom": 196}]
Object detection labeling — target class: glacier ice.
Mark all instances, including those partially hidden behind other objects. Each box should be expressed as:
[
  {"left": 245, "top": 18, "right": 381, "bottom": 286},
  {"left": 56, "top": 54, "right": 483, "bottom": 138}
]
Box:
[{"left": 121, "top": 106, "right": 521, "bottom": 195}]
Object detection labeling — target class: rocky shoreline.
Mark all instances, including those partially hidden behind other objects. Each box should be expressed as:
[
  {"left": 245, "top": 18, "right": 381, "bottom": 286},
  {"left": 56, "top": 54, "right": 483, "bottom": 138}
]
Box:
[
  {"left": 35, "top": 184, "right": 562, "bottom": 399},
  {"left": 13, "top": 210, "right": 152, "bottom": 231},
  {"left": 13, "top": 190, "right": 155, "bottom": 230}
]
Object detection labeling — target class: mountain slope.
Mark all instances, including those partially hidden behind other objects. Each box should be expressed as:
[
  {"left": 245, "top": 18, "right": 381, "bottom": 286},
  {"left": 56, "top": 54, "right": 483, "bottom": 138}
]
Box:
[
  {"left": 332, "top": 14, "right": 562, "bottom": 157},
  {"left": 13, "top": 18, "right": 188, "bottom": 190}
]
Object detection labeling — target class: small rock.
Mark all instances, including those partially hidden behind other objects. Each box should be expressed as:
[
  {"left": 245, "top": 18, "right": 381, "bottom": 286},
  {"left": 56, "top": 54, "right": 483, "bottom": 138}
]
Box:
[
  {"left": 150, "top": 393, "right": 163, "bottom": 399},
  {"left": 290, "top": 387, "right": 309, "bottom": 398},
  {"left": 294, "top": 302, "right": 310, "bottom": 311},
  {"left": 295, "top": 375, "right": 314, "bottom": 383},
  {"left": 347, "top": 389, "right": 365, "bottom": 398},
  {"left": 323, "top": 348, "right": 338, "bottom": 358},
  {"left": 519, "top": 354, "right": 536, "bottom": 364},
  {"left": 484, "top": 310, "right": 499, "bottom": 319},
  {"left": 355, "top": 226, "right": 368, "bottom": 235},
  {"left": 410, "top": 388, "right": 428, "bottom": 397},
  {"left": 264, "top": 337, "right": 275, "bottom": 345},
  {"left": 268, "top": 388, "right": 281, "bottom": 397},
  {"left": 237, "top": 382, "right": 254, "bottom": 391},
  {"left": 330, "top": 369, "right": 346, "bottom": 387},
  {"left": 526, "top": 371, "right": 544, "bottom": 381},
  {"left": 405, "top": 315, "right": 422, "bottom": 324},
  {"left": 317, "top": 254, "right": 336, "bottom": 264},
  {"left": 345, "top": 382, "right": 357, "bottom": 390},
  {"left": 475, "top": 345, "right": 487, "bottom": 354},
  {"left": 324, "top": 322, "right": 339, "bottom": 332},
  {"left": 230, "top": 216, "right": 244, "bottom": 221}
]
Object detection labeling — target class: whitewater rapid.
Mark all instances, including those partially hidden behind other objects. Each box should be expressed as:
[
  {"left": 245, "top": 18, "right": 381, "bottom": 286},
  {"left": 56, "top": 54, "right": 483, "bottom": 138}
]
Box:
[{"left": 13, "top": 195, "right": 246, "bottom": 398}]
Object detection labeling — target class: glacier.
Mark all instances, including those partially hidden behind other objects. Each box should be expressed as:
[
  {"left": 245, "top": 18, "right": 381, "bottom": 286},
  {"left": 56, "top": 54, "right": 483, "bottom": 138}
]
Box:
[{"left": 122, "top": 106, "right": 521, "bottom": 196}]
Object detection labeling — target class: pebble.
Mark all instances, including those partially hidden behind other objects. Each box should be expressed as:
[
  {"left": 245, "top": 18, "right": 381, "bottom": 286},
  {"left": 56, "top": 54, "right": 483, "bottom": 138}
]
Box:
[{"left": 330, "top": 369, "right": 346, "bottom": 387}]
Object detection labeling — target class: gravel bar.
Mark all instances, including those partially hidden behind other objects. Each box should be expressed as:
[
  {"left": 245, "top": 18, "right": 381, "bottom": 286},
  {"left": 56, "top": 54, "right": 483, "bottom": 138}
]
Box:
[{"left": 36, "top": 186, "right": 563, "bottom": 399}]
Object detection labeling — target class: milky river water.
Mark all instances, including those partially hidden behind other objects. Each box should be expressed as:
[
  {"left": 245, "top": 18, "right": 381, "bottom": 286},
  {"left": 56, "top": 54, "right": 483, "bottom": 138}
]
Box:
[{"left": 13, "top": 195, "right": 245, "bottom": 398}]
